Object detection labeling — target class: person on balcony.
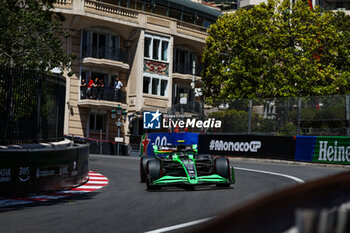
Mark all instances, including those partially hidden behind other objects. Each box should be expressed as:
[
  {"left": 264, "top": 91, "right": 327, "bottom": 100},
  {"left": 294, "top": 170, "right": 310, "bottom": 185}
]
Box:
[
  {"left": 80, "top": 78, "right": 87, "bottom": 99},
  {"left": 114, "top": 76, "right": 123, "bottom": 102},
  {"left": 87, "top": 76, "right": 94, "bottom": 99},
  {"left": 92, "top": 77, "right": 99, "bottom": 99},
  {"left": 98, "top": 78, "right": 105, "bottom": 100}
]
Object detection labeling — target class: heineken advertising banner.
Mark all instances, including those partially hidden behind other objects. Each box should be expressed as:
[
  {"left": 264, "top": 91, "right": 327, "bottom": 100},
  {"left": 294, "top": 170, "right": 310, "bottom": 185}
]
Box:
[
  {"left": 295, "top": 136, "right": 350, "bottom": 164},
  {"left": 140, "top": 133, "right": 199, "bottom": 157}
]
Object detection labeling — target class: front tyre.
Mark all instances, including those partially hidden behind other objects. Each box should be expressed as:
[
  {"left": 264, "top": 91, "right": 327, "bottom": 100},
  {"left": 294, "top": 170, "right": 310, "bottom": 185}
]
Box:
[
  {"left": 146, "top": 160, "right": 161, "bottom": 190},
  {"left": 215, "top": 157, "right": 231, "bottom": 187}
]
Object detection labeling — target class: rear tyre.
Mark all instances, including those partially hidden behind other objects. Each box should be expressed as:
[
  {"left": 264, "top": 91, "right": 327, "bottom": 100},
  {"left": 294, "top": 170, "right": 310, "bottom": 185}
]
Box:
[
  {"left": 215, "top": 158, "right": 231, "bottom": 187},
  {"left": 140, "top": 157, "right": 153, "bottom": 182},
  {"left": 146, "top": 160, "right": 161, "bottom": 190}
]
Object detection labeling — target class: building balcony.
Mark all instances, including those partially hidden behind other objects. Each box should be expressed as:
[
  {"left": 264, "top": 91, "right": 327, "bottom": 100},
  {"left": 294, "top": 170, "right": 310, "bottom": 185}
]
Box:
[
  {"left": 81, "top": 46, "right": 129, "bottom": 70},
  {"left": 54, "top": 0, "right": 73, "bottom": 8},
  {"left": 84, "top": 0, "right": 139, "bottom": 23},
  {"left": 172, "top": 63, "right": 203, "bottom": 81},
  {"left": 168, "top": 102, "right": 203, "bottom": 115},
  {"left": 78, "top": 87, "right": 127, "bottom": 109},
  {"left": 82, "top": 46, "right": 127, "bottom": 62},
  {"left": 321, "top": 4, "right": 350, "bottom": 12},
  {"left": 173, "top": 63, "right": 203, "bottom": 76},
  {"left": 239, "top": 0, "right": 267, "bottom": 8},
  {"left": 176, "top": 21, "right": 208, "bottom": 39}
]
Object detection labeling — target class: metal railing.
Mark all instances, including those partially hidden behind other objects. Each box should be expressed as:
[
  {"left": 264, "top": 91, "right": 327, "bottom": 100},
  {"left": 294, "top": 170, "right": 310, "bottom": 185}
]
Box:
[
  {"left": 167, "top": 101, "right": 203, "bottom": 115},
  {"left": 173, "top": 63, "right": 203, "bottom": 76},
  {"left": 80, "top": 86, "right": 126, "bottom": 104},
  {"left": 176, "top": 20, "right": 208, "bottom": 35},
  {"left": 84, "top": 0, "right": 139, "bottom": 20},
  {"left": 81, "top": 46, "right": 128, "bottom": 63},
  {"left": 0, "top": 66, "right": 66, "bottom": 145}
]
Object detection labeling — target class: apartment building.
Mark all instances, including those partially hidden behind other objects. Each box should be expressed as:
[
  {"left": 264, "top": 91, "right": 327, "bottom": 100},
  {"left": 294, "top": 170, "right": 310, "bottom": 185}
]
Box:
[{"left": 53, "top": 0, "right": 221, "bottom": 145}]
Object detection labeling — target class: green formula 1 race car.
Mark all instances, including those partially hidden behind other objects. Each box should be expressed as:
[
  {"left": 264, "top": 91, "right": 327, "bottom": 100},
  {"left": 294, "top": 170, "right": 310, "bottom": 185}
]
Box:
[{"left": 140, "top": 143, "right": 235, "bottom": 190}]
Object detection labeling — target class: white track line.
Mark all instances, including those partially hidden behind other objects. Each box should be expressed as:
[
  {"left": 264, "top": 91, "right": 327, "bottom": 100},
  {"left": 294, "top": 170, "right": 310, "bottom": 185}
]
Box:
[
  {"left": 234, "top": 167, "right": 305, "bottom": 184},
  {"left": 144, "top": 217, "right": 214, "bottom": 233},
  {"left": 146, "top": 167, "right": 305, "bottom": 233}
]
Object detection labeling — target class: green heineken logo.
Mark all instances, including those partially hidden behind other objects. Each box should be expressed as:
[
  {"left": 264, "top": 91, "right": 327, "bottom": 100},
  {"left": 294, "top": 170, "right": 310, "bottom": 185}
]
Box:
[{"left": 313, "top": 138, "right": 350, "bottom": 164}]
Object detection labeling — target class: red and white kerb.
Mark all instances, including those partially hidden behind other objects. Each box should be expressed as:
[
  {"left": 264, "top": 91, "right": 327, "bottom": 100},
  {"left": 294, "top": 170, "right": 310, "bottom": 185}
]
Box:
[{"left": 0, "top": 171, "right": 109, "bottom": 207}]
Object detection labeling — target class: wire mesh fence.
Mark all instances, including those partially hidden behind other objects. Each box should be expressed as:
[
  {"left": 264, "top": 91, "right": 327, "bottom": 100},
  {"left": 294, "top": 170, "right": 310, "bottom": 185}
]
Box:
[
  {"left": 0, "top": 66, "right": 66, "bottom": 145},
  {"left": 167, "top": 95, "right": 350, "bottom": 136}
]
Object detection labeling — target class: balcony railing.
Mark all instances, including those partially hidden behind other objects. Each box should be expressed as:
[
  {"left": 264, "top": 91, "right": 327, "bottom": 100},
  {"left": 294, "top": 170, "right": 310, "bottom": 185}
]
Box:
[
  {"left": 82, "top": 46, "right": 128, "bottom": 63},
  {"left": 168, "top": 102, "right": 203, "bottom": 115},
  {"left": 80, "top": 86, "right": 126, "bottom": 104},
  {"left": 177, "top": 21, "right": 208, "bottom": 35},
  {"left": 324, "top": 6, "right": 350, "bottom": 11},
  {"left": 85, "top": 0, "right": 138, "bottom": 20},
  {"left": 54, "top": 0, "right": 72, "bottom": 8},
  {"left": 173, "top": 63, "right": 203, "bottom": 76}
]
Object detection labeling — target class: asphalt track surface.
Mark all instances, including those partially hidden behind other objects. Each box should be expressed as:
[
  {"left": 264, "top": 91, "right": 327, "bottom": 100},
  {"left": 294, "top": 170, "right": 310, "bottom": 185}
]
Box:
[{"left": 0, "top": 154, "right": 348, "bottom": 233}]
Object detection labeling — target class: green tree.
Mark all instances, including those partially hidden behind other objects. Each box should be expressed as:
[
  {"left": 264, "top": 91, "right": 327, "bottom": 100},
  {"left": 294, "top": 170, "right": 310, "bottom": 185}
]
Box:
[
  {"left": 202, "top": 0, "right": 350, "bottom": 103},
  {"left": 0, "top": 0, "right": 74, "bottom": 71}
]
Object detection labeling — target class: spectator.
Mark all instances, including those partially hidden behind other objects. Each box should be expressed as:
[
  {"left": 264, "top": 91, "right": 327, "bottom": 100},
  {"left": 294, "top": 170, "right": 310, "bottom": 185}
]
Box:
[
  {"left": 87, "top": 76, "right": 94, "bottom": 99},
  {"left": 80, "top": 78, "right": 87, "bottom": 99},
  {"left": 98, "top": 78, "right": 105, "bottom": 100},
  {"left": 114, "top": 76, "right": 123, "bottom": 102},
  {"left": 92, "top": 77, "right": 98, "bottom": 99}
]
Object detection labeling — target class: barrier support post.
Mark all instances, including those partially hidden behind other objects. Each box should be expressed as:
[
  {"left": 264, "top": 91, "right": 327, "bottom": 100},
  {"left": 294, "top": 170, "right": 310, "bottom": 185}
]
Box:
[
  {"left": 248, "top": 99, "right": 252, "bottom": 134},
  {"left": 297, "top": 98, "right": 301, "bottom": 135},
  {"left": 100, "top": 129, "right": 102, "bottom": 154},
  {"left": 346, "top": 95, "right": 350, "bottom": 136}
]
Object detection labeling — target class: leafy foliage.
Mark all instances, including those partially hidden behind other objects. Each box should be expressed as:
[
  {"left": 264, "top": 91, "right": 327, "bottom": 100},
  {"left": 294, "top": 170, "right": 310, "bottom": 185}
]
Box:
[
  {"left": 202, "top": 0, "right": 350, "bottom": 103},
  {"left": 0, "top": 0, "right": 74, "bottom": 71}
]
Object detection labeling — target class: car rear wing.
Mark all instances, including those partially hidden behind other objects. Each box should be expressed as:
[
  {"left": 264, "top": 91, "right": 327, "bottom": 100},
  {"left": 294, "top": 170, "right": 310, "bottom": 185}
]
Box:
[
  {"left": 153, "top": 145, "right": 177, "bottom": 156},
  {"left": 153, "top": 144, "right": 198, "bottom": 155}
]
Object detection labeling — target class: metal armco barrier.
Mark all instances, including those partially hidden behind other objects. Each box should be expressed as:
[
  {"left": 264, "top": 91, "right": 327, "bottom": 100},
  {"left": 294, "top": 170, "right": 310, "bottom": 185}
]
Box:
[
  {"left": 198, "top": 134, "right": 295, "bottom": 160},
  {"left": 189, "top": 171, "right": 350, "bottom": 233},
  {"left": 0, "top": 143, "right": 89, "bottom": 196},
  {"left": 295, "top": 136, "right": 350, "bottom": 165},
  {"left": 66, "top": 135, "right": 129, "bottom": 155}
]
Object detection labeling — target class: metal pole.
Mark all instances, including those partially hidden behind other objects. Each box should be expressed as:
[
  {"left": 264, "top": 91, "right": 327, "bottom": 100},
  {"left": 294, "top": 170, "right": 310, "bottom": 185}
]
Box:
[
  {"left": 100, "top": 129, "right": 102, "bottom": 154},
  {"left": 346, "top": 95, "right": 350, "bottom": 136},
  {"left": 297, "top": 98, "right": 302, "bottom": 135},
  {"left": 192, "top": 59, "right": 196, "bottom": 112},
  {"left": 55, "top": 93, "right": 59, "bottom": 141},
  {"left": 36, "top": 75, "right": 42, "bottom": 141},
  {"left": 117, "top": 118, "right": 120, "bottom": 155},
  {"left": 248, "top": 99, "right": 252, "bottom": 134}
]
